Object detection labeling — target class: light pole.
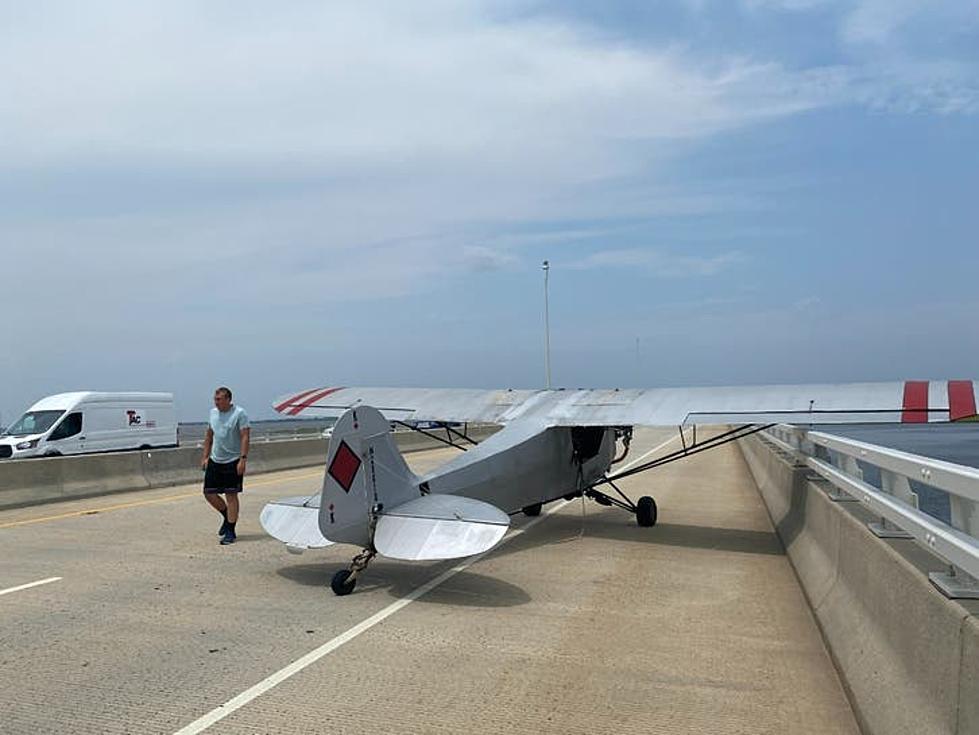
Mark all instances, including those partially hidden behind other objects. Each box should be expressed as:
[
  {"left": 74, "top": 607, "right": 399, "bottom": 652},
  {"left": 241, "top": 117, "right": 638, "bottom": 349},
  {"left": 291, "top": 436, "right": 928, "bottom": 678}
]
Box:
[{"left": 542, "top": 260, "right": 552, "bottom": 390}]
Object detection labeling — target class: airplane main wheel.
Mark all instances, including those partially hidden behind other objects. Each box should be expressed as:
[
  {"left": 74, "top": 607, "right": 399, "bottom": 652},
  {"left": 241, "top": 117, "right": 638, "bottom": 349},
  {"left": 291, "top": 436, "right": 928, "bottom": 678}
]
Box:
[
  {"left": 522, "top": 502, "right": 542, "bottom": 517},
  {"left": 331, "top": 569, "right": 357, "bottom": 596},
  {"left": 636, "top": 496, "right": 657, "bottom": 528}
]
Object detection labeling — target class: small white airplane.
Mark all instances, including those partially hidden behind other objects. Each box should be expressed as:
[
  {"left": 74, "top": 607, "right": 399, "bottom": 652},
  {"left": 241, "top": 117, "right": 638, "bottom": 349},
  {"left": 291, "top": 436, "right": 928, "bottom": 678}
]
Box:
[{"left": 260, "top": 380, "right": 977, "bottom": 595}]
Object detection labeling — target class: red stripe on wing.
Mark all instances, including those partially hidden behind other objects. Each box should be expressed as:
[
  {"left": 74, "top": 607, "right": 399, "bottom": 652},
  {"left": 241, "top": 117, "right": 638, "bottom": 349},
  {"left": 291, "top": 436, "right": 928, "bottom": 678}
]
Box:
[
  {"left": 286, "top": 387, "right": 345, "bottom": 416},
  {"left": 273, "top": 388, "right": 322, "bottom": 414},
  {"left": 948, "top": 380, "right": 977, "bottom": 422},
  {"left": 902, "top": 381, "right": 929, "bottom": 423}
]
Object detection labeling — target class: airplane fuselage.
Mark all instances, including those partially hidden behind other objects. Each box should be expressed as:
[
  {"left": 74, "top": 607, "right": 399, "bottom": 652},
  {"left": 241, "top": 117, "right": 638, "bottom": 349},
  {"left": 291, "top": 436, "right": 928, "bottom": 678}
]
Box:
[{"left": 420, "top": 422, "right": 618, "bottom": 513}]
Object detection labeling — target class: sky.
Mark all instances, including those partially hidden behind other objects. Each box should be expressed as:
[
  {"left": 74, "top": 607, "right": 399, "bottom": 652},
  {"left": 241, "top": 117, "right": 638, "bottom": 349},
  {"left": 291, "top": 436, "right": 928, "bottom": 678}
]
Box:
[{"left": 1, "top": 0, "right": 977, "bottom": 422}]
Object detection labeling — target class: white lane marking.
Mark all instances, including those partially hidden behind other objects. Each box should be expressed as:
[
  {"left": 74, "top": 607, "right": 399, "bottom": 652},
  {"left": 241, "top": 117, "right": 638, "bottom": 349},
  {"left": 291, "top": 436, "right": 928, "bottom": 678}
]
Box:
[
  {"left": 173, "top": 503, "right": 568, "bottom": 735},
  {"left": 173, "top": 430, "right": 684, "bottom": 735},
  {"left": 0, "top": 576, "right": 62, "bottom": 597}
]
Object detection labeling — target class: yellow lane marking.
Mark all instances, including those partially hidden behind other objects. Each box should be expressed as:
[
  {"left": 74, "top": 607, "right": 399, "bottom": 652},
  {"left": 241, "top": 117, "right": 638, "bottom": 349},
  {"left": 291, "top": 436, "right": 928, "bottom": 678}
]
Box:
[{"left": 0, "top": 469, "right": 324, "bottom": 530}]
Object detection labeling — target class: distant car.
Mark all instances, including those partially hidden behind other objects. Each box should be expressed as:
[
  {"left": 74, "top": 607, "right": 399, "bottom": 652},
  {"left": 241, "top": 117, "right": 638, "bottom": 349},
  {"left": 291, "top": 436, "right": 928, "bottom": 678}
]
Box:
[
  {"left": 321, "top": 426, "right": 334, "bottom": 439},
  {"left": 0, "top": 392, "right": 177, "bottom": 459}
]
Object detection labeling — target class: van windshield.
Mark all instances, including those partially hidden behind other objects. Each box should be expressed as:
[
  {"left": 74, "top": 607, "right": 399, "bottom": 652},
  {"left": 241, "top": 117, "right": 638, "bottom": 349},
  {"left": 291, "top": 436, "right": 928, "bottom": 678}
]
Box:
[{"left": 3, "top": 411, "right": 65, "bottom": 437}]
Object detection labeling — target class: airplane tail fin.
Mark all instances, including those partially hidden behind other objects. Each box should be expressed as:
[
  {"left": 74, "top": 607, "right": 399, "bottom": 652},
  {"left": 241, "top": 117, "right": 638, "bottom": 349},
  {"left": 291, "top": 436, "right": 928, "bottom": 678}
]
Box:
[
  {"left": 316, "top": 404, "right": 509, "bottom": 561},
  {"left": 318, "top": 405, "right": 419, "bottom": 547}
]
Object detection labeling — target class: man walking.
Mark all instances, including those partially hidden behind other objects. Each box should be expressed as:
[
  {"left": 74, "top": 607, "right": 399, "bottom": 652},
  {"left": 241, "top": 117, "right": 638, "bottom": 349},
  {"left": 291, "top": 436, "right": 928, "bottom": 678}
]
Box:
[{"left": 201, "top": 386, "right": 250, "bottom": 545}]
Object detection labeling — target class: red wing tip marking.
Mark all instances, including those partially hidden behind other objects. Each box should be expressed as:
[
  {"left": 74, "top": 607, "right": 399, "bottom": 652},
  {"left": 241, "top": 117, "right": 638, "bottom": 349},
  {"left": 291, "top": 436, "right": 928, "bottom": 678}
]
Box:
[
  {"left": 273, "top": 388, "right": 321, "bottom": 413},
  {"left": 949, "top": 380, "right": 978, "bottom": 422},
  {"left": 328, "top": 440, "right": 362, "bottom": 493},
  {"left": 902, "top": 380, "right": 929, "bottom": 424},
  {"left": 277, "top": 387, "right": 345, "bottom": 416}
]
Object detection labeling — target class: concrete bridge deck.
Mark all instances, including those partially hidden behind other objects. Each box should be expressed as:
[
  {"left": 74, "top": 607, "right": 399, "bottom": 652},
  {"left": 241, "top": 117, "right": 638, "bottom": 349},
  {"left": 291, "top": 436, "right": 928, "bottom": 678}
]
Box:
[{"left": 0, "top": 428, "right": 858, "bottom": 734}]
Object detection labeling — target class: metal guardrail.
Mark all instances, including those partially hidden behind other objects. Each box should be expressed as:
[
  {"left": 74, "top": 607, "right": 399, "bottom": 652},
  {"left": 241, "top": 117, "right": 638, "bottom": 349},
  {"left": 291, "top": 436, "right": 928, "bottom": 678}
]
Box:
[{"left": 763, "top": 424, "right": 979, "bottom": 599}]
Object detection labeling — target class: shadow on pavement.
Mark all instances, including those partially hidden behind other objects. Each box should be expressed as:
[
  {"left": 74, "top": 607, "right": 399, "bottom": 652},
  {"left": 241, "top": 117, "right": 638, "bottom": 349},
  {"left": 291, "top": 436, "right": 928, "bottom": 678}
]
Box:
[
  {"left": 537, "top": 514, "right": 784, "bottom": 556},
  {"left": 275, "top": 562, "right": 532, "bottom": 608}
]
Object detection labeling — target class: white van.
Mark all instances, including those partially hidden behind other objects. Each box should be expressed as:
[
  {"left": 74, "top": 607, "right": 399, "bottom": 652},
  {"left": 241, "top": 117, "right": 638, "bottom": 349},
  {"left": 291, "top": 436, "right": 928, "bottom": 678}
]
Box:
[{"left": 0, "top": 392, "right": 177, "bottom": 459}]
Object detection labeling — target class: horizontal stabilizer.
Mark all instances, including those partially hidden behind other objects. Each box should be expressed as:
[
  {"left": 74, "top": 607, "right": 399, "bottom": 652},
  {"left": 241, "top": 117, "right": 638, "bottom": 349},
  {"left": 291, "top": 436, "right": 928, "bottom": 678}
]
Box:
[
  {"left": 375, "top": 494, "right": 510, "bottom": 561},
  {"left": 260, "top": 495, "right": 332, "bottom": 552}
]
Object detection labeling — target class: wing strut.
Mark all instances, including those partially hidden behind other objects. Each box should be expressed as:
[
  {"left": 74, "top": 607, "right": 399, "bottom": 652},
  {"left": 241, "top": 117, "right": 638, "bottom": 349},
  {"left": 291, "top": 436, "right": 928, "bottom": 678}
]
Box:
[
  {"left": 567, "top": 424, "right": 773, "bottom": 526},
  {"left": 599, "top": 423, "right": 774, "bottom": 486},
  {"left": 392, "top": 420, "right": 478, "bottom": 451}
]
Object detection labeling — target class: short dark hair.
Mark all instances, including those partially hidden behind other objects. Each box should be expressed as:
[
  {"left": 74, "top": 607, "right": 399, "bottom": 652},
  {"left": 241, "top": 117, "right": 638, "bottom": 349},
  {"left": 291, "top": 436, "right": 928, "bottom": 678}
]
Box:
[{"left": 215, "top": 386, "right": 233, "bottom": 400}]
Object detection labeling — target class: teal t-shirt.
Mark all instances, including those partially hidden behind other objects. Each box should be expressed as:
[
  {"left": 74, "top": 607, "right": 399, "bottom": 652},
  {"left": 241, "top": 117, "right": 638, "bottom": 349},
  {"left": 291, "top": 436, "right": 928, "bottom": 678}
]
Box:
[{"left": 209, "top": 405, "right": 250, "bottom": 463}]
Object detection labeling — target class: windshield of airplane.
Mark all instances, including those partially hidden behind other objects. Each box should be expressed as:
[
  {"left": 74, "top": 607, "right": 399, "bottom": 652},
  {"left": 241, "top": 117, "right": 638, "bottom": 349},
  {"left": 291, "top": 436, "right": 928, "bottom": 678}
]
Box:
[{"left": 3, "top": 410, "right": 65, "bottom": 437}]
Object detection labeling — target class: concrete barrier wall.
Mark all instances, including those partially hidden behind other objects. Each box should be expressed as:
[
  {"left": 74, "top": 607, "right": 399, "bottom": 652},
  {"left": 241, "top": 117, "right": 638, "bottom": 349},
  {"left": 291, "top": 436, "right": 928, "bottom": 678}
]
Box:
[
  {"left": 739, "top": 434, "right": 979, "bottom": 735},
  {"left": 0, "top": 426, "right": 499, "bottom": 511}
]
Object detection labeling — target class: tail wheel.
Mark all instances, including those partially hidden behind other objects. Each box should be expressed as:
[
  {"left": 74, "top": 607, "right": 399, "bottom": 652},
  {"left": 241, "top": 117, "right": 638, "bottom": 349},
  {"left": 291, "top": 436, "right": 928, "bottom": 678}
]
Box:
[
  {"left": 522, "top": 502, "right": 542, "bottom": 517},
  {"left": 636, "top": 496, "right": 657, "bottom": 527},
  {"left": 330, "top": 569, "right": 357, "bottom": 596}
]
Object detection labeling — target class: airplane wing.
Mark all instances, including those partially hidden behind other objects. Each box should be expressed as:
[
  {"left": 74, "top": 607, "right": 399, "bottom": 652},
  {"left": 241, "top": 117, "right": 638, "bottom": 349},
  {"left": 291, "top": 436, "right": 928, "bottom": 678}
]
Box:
[
  {"left": 273, "top": 386, "right": 538, "bottom": 424},
  {"left": 273, "top": 380, "right": 978, "bottom": 426}
]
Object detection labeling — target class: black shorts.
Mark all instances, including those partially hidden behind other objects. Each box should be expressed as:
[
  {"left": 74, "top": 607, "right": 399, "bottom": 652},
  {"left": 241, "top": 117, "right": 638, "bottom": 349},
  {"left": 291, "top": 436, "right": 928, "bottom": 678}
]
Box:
[{"left": 203, "top": 459, "right": 244, "bottom": 494}]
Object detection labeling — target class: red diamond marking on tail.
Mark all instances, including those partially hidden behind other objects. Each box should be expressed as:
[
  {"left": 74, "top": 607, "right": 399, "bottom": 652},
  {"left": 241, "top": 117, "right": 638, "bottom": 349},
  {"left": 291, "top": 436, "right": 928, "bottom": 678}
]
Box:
[{"left": 328, "top": 441, "right": 361, "bottom": 493}]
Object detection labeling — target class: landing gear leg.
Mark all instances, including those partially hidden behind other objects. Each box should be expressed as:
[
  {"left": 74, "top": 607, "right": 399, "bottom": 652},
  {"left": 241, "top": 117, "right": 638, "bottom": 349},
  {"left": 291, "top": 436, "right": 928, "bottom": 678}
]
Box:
[
  {"left": 331, "top": 547, "right": 375, "bottom": 596},
  {"left": 584, "top": 479, "right": 658, "bottom": 528}
]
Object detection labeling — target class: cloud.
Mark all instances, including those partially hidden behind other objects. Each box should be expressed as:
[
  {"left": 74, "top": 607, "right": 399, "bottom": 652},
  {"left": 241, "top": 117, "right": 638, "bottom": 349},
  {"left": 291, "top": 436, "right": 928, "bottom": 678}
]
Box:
[
  {"left": 0, "top": 0, "right": 850, "bottom": 325},
  {"left": 740, "top": 0, "right": 836, "bottom": 11},
  {"left": 0, "top": 2, "right": 843, "bottom": 171},
  {"left": 0, "top": 1, "right": 977, "bottom": 420},
  {"left": 841, "top": 0, "right": 922, "bottom": 44},
  {"left": 457, "top": 245, "right": 520, "bottom": 272},
  {"left": 737, "top": 0, "right": 979, "bottom": 113},
  {"left": 567, "top": 248, "right": 744, "bottom": 277}
]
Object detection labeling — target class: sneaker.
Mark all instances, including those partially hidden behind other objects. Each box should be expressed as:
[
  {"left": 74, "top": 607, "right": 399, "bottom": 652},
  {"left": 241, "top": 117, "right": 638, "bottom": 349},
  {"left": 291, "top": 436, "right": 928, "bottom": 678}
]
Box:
[
  {"left": 220, "top": 529, "right": 237, "bottom": 545},
  {"left": 218, "top": 519, "right": 229, "bottom": 537}
]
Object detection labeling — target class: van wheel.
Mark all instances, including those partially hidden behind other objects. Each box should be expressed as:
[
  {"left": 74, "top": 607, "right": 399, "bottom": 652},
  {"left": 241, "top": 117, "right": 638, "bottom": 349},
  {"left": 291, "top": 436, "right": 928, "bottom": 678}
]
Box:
[
  {"left": 139, "top": 445, "right": 151, "bottom": 450},
  {"left": 44, "top": 451, "right": 62, "bottom": 457}
]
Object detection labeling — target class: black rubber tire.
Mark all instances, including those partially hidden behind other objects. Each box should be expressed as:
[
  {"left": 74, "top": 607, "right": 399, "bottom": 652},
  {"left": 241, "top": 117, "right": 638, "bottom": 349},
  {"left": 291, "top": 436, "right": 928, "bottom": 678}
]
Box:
[
  {"left": 636, "top": 496, "right": 657, "bottom": 527},
  {"left": 44, "top": 451, "right": 62, "bottom": 457},
  {"left": 522, "top": 502, "right": 542, "bottom": 517},
  {"left": 564, "top": 491, "right": 581, "bottom": 501},
  {"left": 330, "top": 569, "right": 357, "bottom": 596}
]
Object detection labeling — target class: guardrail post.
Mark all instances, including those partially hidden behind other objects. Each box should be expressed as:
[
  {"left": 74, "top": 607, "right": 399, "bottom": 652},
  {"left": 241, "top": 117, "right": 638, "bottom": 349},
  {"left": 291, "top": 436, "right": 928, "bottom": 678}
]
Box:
[
  {"left": 949, "top": 494, "right": 979, "bottom": 538},
  {"left": 821, "top": 451, "right": 859, "bottom": 502},
  {"left": 869, "top": 469, "right": 914, "bottom": 539},
  {"left": 929, "top": 564, "right": 979, "bottom": 600}
]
